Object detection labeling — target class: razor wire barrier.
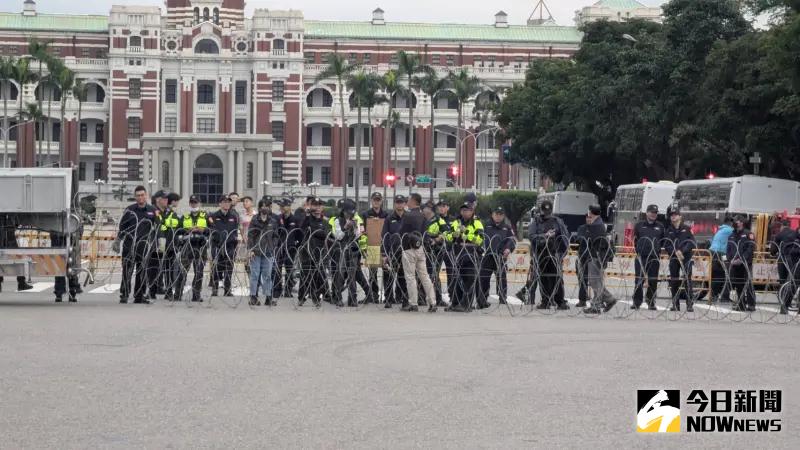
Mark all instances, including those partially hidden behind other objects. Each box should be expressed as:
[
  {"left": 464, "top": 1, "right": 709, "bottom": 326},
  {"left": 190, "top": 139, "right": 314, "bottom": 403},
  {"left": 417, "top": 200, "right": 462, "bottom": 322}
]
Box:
[{"left": 5, "top": 199, "right": 800, "bottom": 325}]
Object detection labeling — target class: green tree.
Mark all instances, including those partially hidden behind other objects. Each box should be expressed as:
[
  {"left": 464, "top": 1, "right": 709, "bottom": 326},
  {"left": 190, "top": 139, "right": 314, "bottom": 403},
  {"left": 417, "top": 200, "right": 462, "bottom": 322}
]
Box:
[
  {"left": 11, "top": 58, "right": 35, "bottom": 166},
  {"left": 397, "top": 50, "right": 422, "bottom": 190},
  {"left": 72, "top": 79, "right": 89, "bottom": 171},
  {"left": 346, "top": 70, "right": 381, "bottom": 204},
  {"left": 449, "top": 68, "right": 482, "bottom": 187},
  {"left": 28, "top": 39, "right": 51, "bottom": 165},
  {"left": 53, "top": 63, "right": 75, "bottom": 166},
  {"left": 378, "top": 70, "right": 404, "bottom": 200},
  {"left": 415, "top": 66, "right": 450, "bottom": 201},
  {"left": 0, "top": 56, "right": 14, "bottom": 167}
]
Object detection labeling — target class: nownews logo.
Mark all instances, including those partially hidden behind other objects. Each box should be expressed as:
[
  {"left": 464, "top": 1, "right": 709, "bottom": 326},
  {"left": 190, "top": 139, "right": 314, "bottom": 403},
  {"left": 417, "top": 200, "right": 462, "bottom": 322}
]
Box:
[{"left": 637, "top": 389, "right": 782, "bottom": 433}]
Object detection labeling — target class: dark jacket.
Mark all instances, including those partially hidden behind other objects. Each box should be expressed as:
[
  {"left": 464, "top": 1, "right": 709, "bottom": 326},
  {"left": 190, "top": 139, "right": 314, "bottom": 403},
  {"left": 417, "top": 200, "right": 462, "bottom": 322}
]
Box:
[
  {"left": 210, "top": 209, "right": 240, "bottom": 247},
  {"left": 118, "top": 203, "right": 157, "bottom": 245},
  {"left": 528, "top": 214, "right": 568, "bottom": 257},
  {"left": 363, "top": 207, "right": 388, "bottom": 220},
  {"left": 399, "top": 207, "right": 425, "bottom": 250},
  {"left": 633, "top": 220, "right": 665, "bottom": 258},
  {"left": 248, "top": 213, "right": 280, "bottom": 258},
  {"left": 279, "top": 211, "right": 303, "bottom": 251},
  {"left": 727, "top": 228, "right": 755, "bottom": 264},
  {"left": 771, "top": 227, "right": 800, "bottom": 261},
  {"left": 301, "top": 213, "right": 329, "bottom": 253},
  {"left": 664, "top": 223, "right": 695, "bottom": 260},
  {"left": 381, "top": 211, "right": 405, "bottom": 256},
  {"left": 577, "top": 217, "right": 613, "bottom": 265},
  {"left": 484, "top": 220, "right": 516, "bottom": 255}
]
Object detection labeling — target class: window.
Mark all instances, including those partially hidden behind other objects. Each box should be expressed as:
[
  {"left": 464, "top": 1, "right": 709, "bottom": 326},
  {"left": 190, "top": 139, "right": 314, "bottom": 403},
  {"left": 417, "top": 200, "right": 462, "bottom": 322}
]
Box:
[
  {"left": 272, "top": 81, "right": 284, "bottom": 102},
  {"left": 165, "top": 79, "right": 177, "bottom": 103},
  {"left": 80, "top": 123, "right": 88, "bottom": 142},
  {"left": 197, "top": 81, "right": 215, "bottom": 104},
  {"left": 348, "top": 53, "right": 357, "bottom": 63},
  {"left": 273, "top": 39, "right": 285, "bottom": 50},
  {"left": 432, "top": 54, "right": 440, "bottom": 65},
  {"left": 347, "top": 167, "right": 354, "bottom": 187},
  {"left": 362, "top": 167, "right": 370, "bottom": 186},
  {"left": 488, "top": 55, "right": 496, "bottom": 67},
  {"left": 348, "top": 126, "right": 371, "bottom": 147},
  {"left": 94, "top": 162, "right": 102, "bottom": 180},
  {"left": 52, "top": 47, "right": 61, "bottom": 57},
  {"left": 390, "top": 53, "right": 399, "bottom": 65},
  {"left": 235, "top": 118, "right": 247, "bottom": 134},
  {"left": 95, "top": 123, "right": 104, "bottom": 143},
  {"left": 127, "top": 117, "right": 141, "bottom": 138},
  {"left": 515, "top": 56, "right": 524, "bottom": 68},
  {"left": 272, "top": 161, "right": 284, "bottom": 183},
  {"left": 446, "top": 55, "right": 455, "bottom": 66},
  {"left": 127, "top": 159, "right": 141, "bottom": 181},
  {"left": 213, "top": 7, "right": 219, "bottom": 24},
  {"left": 164, "top": 117, "right": 177, "bottom": 133},
  {"left": 194, "top": 39, "right": 219, "bottom": 54},
  {"left": 161, "top": 161, "right": 170, "bottom": 187},
  {"left": 81, "top": 48, "right": 90, "bottom": 58},
  {"left": 321, "top": 166, "right": 331, "bottom": 185},
  {"left": 203, "top": 7, "right": 210, "bottom": 22},
  {"left": 271, "top": 121, "right": 284, "bottom": 142},
  {"left": 474, "top": 56, "right": 483, "bottom": 67},
  {"left": 78, "top": 162, "right": 86, "bottom": 181},
  {"left": 129, "top": 78, "right": 141, "bottom": 99},
  {"left": 363, "top": 53, "right": 371, "bottom": 64},
  {"left": 196, "top": 118, "right": 215, "bottom": 133},
  {"left": 321, "top": 127, "right": 332, "bottom": 146},
  {"left": 304, "top": 52, "right": 315, "bottom": 64},
  {"left": 245, "top": 162, "right": 254, "bottom": 189},
  {"left": 305, "top": 166, "right": 314, "bottom": 183},
  {"left": 129, "top": 36, "right": 141, "bottom": 48},
  {"left": 447, "top": 134, "right": 457, "bottom": 148},
  {"left": 193, "top": 7, "right": 200, "bottom": 24},
  {"left": 235, "top": 80, "right": 247, "bottom": 105}
]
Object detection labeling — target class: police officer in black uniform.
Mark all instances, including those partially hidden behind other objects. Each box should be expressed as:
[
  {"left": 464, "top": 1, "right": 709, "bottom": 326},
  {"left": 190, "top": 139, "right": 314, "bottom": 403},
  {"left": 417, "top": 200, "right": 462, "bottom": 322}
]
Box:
[
  {"left": 363, "top": 192, "right": 389, "bottom": 304},
  {"left": 664, "top": 207, "right": 695, "bottom": 312},
  {"left": 209, "top": 195, "right": 240, "bottom": 296},
  {"left": 479, "top": 207, "right": 516, "bottom": 307},
  {"left": 116, "top": 185, "right": 158, "bottom": 304},
  {"left": 632, "top": 204, "right": 665, "bottom": 310},
  {"left": 148, "top": 190, "right": 171, "bottom": 299},
  {"left": 0, "top": 214, "right": 34, "bottom": 292},
  {"left": 771, "top": 219, "right": 800, "bottom": 314},
  {"left": 528, "top": 200, "right": 570, "bottom": 310},
  {"left": 381, "top": 195, "right": 408, "bottom": 309},
  {"left": 330, "top": 199, "right": 364, "bottom": 307},
  {"left": 297, "top": 197, "right": 328, "bottom": 307},
  {"left": 727, "top": 216, "right": 757, "bottom": 312},
  {"left": 436, "top": 200, "right": 457, "bottom": 303},
  {"left": 175, "top": 195, "right": 210, "bottom": 302},
  {"left": 574, "top": 220, "right": 591, "bottom": 308},
  {"left": 273, "top": 198, "right": 301, "bottom": 298}
]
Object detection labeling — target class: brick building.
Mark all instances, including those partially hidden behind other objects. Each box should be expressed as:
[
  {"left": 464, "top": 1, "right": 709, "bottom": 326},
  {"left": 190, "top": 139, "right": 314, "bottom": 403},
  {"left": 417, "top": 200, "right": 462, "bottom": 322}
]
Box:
[{"left": 0, "top": 1, "right": 659, "bottom": 202}]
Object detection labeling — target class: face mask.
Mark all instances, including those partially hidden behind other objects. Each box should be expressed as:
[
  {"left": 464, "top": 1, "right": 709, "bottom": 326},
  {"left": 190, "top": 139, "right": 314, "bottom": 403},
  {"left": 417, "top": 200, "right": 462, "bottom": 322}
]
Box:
[{"left": 189, "top": 207, "right": 199, "bottom": 213}]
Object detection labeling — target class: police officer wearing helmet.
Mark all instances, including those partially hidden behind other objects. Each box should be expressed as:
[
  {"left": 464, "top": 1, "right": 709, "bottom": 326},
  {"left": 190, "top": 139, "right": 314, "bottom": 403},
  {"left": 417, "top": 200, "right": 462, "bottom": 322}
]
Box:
[
  {"left": 664, "top": 206, "right": 696, "bottom": 312},
  {"left": 632, "top": 204, "right": 665, "bottom": 310},
  {"left": 116, "top": 185, "right": 158, "bottom": 304},
  {"left": 381, "top": 195, "right": 409, "bottom": 308},
  {"left": 528, "top": 199, "right": 570, "bottom": 310},
  {"left": 479, "top": 206, "right": 516, "bottom": 307},
  {"left": 174, "top": 195, "right": 210, "bottom": 302},
  {"left": 297, "top": 197, "right": 328, "bottom": 307},
  {"left": 727, "top": 215, "right": 756, "bottom": 312},
  {"left": 445, "top": 202, "right": 485, "bottom": 312},
  {"left": 209, "top": 195, "right": 240, "bottom": 296}
]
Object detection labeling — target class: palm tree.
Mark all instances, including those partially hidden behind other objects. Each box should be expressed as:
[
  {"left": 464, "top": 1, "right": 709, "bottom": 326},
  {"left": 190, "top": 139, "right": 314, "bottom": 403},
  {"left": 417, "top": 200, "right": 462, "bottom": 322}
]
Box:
[
  {"left": 72, "top": 79, "right": 88, "bottom": 170},
  {"left": 0, "top": 56, "right": 14, "bottom": 167},
  {"left": 397, "top": 51, "right": 422, "bottom": 192},
  {"left": 11, "top": 58, "right": 35, "bottom": 166},
  {"left": 346, "top": 71, "right": 382, "bottom": 205},
  {"left": 44, "top": 58, "right": 66, "bottom": 166},
  {"left": 415, "top": 66, "right": 450, "bottom": 201},
  {"left": 314, "top": 53, "right": 358, "bottom": 199},
  {"left": 472, "top": 89, "right": 500, "bottom": 193},
  {"left": 449, "top": 68, "right": 483, "bottom": 187},
  {"left": 378, "top": 69, "right": 404, "bottom": 201},
  {"left": 21, "top": 103, "right": 43, "bottom": 165},
  {"left": 53, "top": 64, "right": 75, "bottom": 166},
  {"left": 28, "top": 39, "right": 51, "bottom": 165},
  {"left": 362, "top": 85, "right": 388, "bottom": 184}
]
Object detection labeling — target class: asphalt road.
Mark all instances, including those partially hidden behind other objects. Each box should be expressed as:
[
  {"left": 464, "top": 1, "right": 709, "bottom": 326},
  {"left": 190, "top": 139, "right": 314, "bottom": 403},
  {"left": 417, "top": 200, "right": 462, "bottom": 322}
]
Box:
[{"left": 1, "top": 289, "right": 798, "bottom": 449}]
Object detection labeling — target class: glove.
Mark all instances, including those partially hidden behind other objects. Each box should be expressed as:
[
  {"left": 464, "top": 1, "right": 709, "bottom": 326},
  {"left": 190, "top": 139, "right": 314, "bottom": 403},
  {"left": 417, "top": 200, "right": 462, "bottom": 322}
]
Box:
[{"left": 111, "top": 238, "right": 121, "bottom": 254}]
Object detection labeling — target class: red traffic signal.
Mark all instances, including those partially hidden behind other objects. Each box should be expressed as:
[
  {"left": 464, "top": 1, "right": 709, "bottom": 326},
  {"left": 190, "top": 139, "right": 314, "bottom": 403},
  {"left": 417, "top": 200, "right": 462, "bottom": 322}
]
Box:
[
  {"left": 385, "top": 171, "right": 396, "bottom": 185},
  {"left": 706, "top": 172, "right": 716, "bottom": 179},
  {"left": 449, "top": 164, "right": 459, "bottom": 177}
]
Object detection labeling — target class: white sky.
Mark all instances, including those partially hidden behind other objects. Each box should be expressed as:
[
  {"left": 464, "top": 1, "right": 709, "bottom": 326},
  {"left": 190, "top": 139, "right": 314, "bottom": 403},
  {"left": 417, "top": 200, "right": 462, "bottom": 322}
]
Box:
[{"left": 6, "top": 0, "right": 665, "bottom": 26}]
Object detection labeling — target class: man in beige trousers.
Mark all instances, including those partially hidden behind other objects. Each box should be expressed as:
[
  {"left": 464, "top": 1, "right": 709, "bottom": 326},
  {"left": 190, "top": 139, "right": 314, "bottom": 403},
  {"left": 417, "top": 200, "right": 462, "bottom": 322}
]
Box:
[{"left": 399, "top": 193, "right": 437, "bottom": 312}]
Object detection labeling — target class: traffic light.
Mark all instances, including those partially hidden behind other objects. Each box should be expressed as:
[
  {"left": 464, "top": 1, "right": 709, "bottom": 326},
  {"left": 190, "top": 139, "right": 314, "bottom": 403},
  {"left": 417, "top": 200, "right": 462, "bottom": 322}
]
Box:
[
  {"left": 502, "top": 144, "right": 511, "bottom": 163},
  {"left": 706, "top": 171, "right": 716, "bottom": 180},
  {"left": 449, "top": 164, "right": 459, "bottom": 177},
  {"left": 385, "top": 170, "right": 396, "bottom": 186}
]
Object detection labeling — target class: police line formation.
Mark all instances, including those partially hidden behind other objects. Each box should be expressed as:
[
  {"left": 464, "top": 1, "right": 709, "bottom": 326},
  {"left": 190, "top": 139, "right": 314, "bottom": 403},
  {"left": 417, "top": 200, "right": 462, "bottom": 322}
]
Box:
[{"left": 69, "top": 186, "right": 800, "bottom": 322}]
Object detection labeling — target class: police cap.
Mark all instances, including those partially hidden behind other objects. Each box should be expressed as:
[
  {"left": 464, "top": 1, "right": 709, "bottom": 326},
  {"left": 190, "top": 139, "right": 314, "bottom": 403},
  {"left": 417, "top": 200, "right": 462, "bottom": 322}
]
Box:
[
  {"left": 189, "top": 195, "right": 201, "bottom": 204},
  {"left": 167, "top": 192, "right": 180, "bottom": 203},
  {"left": 465, "top": 192, "right": 478, "bottom": 203},
  {"left": 218, "top": 195, "right": 231, "bottom": 203},
  {"left": 588, "top": 205, "right": 602, "bottom": 216},
  {"left": 460, "top": 202, "right": 474, "bottom": 211},
  {"left": 540, "top": 200, "right": 553, "bottom": 213},
  {"left": 395, "top": 195, "right": 407, "bottom": 204},
  {"left": 493, "top": 206, "right": 506, "bottom": 215},
  {"left": 646, "top": 204, "right": 659, "bottom": 214},
  {"left": 371, "top": 192, "right": 383, "bottom": 200}
]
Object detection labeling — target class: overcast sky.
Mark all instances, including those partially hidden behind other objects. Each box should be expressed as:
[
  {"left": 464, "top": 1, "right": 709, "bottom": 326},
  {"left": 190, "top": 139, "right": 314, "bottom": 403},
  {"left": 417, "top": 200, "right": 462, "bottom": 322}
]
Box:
[{"left": 7, "top": 0, "right": 665, "bottom": 26}]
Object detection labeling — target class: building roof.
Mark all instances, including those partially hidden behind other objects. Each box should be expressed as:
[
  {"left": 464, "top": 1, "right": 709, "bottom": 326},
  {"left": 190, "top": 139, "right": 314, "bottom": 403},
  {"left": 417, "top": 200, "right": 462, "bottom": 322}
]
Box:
[
  {"left": 304, "top": 20, "right": 582, "bottom": 44},
  {"left": 0, "top": 12, "right": 108, "bottom": 33},
  {"left": 593, "top": 0, "right": 647, "bottom": 8}
]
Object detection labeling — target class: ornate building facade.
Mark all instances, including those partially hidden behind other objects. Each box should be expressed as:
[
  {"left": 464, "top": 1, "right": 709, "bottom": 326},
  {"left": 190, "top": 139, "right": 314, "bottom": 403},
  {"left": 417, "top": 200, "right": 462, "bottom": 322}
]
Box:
[{"left": 0, "top": 1, "right": 659, "bottom": 201}]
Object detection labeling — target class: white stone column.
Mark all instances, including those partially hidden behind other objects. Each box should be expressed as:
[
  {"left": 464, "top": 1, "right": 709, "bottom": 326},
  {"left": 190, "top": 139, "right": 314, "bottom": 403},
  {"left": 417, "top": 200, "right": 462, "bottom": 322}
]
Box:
[
  {"left": 265, "top": 151, "right": 273, "bottom": 183},
  {"left": 235, "top": 148, "right": 244, "bottom": 194},
  {"left": 226, "top": 149, "right": 235, "bottom": 194},
  {"left": 142, "top": 149, "right": 151, "bottom": 187},
  {"left": 183, "top": 149, "right": 191, "bottom": 199},
  {"left": 152, "top": 148, "right": 160, "bottom": 188},
  {"left": 256, "top": 149, "right": 265, "bottom": 199},
  {"left": 173, "top": 149, "right": 181, "bottom": 194}
]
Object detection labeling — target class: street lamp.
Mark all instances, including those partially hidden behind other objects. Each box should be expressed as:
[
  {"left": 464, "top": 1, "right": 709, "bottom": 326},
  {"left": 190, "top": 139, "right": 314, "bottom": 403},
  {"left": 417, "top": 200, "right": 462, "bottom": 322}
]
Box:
[
  {"left": 308, "top": 181, "right": 319, "bottom": 197},
  {"left": 93, "top": 178, "right": 106, "bottom": 194},
  {"left": 147, "top": 178, "right": 156, "bottom": 193},
  {"left": 262, "top": 180, "right": 271, "bottom": 197}
]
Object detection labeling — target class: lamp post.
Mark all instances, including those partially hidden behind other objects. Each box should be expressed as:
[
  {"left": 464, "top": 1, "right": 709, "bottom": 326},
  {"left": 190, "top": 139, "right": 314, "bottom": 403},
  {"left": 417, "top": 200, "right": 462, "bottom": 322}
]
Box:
[
  {"left": 147, "top": 178, "right": 156, "bottom": 194},
  {"left": 437, "top": 126, "right": 500, "bottom": 192},
  {"left": 308, "top": 181, "right": 319, "bottom": 197},
  {"left": 262, "top": 180, "right": 271, "bottom": 197},
  {"left": 93, "top": 178, "right": 105, "bottom": 195}
]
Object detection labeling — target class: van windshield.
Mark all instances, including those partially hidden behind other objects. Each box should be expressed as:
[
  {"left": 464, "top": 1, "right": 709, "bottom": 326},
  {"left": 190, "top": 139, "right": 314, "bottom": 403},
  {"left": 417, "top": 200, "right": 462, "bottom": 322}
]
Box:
[
  {"left": 615, "top": 187, "right": 644, "bottom": 212},
  {"left": 675, "top": 182, "right": 733, "bottom": 212}
]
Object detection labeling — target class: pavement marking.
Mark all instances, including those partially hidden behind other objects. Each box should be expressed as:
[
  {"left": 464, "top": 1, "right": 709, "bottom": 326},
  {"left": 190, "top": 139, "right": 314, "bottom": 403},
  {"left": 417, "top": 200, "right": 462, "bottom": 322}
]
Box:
[
  {"left": 20, "top": 282, "right": 55, "bottom": 293},
  {"left": 90, "top": 283, "right": 120, "bottom": 294},
  {"left": 619, "top": 300, "right": 669, "bottom": 311}
]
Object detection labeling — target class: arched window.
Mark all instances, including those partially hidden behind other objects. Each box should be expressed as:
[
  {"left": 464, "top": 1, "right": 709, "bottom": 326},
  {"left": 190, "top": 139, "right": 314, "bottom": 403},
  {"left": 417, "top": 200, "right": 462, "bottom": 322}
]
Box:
[
  {"left": 193, "top": 153, "right": 224, "bottom": 204},
  {"left": 194, "top": 39, "right": 219, "bottom": 55},
  {"left": 213, "top": 8, "right": 220, "bottom": 24},
  {"left": 129, "top": 36, "right": 141, "bottom": 48},
  {"left": 161, "top": 161, "right": 170, "bottom": 188},
  {"left": 306, "top": 88, "right": 333, "bottom": 108},
  {"left": 193, "top": 7, "right": 199, "bottom": 24},
  {"left": 203, "top": 8, "right": 210, "bottom": 22}
]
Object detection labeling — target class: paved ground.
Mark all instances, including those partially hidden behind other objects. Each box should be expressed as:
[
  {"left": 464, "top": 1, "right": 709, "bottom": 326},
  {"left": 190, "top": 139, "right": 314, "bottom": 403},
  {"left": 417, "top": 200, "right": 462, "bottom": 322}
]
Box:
[{"left": 1, "top": 288, "right": 798, "bottom": 449}]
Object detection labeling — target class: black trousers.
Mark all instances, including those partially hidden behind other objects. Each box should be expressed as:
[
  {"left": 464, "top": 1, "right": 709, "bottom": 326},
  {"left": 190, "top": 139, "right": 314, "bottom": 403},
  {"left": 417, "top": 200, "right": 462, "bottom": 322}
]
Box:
[
  {"left": 730, "top": 263, "right": 755, "bottom": 308},
  {"left": 537, "top": 255, "right": 565, "bottom": 307},
  {"left": 453, "top": 248, "right": 479, "bottom": 309},
  {"left": 298, "top": 249, "right": 326, "bottom": 304},
  {"left": 212, "top": 244, "right": 236, "bottom": 293},
  {"left": 633, "top": 257, "right": 660, "bottom": 307},
  {"left": 147, "top": 251, "right": 174, "bottom": 297},
  {"left": 668, "top": 257, "right": 693, "bottom": 306},
  {"left": 710, "top": 253, "right": 730, "bottom": 302},
  {"left": 478, "top": 253, "right": 507, "bottom": 305},
  {"left": 777, "top": 256, "right": 799, "bottom": 309},
  {"left": 121, "top": 240, "right": 149, "bottom": 300},
  {"left": 54, "top": 274, "right": 80, "bottom": 297},
  {"left": 272, "top": 248, "right": 297, "bottom": 297},
  {"left": 577, "top": 258, "right": 589, "bottom": 303},
  {"left": 175, "top": 247, "right": 206, "bottom": 300},
  {"left": 332, "top": 249, "right": 358, "bottom": 305},
  {"left": 386, "top": 252, "right": 407, "bottom": 305}
]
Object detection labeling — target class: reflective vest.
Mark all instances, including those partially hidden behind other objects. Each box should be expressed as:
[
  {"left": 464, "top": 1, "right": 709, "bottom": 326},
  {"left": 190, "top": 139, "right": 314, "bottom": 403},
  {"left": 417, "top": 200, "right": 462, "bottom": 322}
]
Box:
[
  {"left": 328, "top": 214, "right": 368, "bottom": 251},
  {"left": 445, "top": 218, "right": 484, "bottom": 246},
  {"left": 182, "top": 211, "right": 208, "bottom": 229},
  {"left": 160, "top": 210, "right": 180, "bottom": 232},
  {"left": 426, "top": 217, "right": 447, "bottom": 237}
]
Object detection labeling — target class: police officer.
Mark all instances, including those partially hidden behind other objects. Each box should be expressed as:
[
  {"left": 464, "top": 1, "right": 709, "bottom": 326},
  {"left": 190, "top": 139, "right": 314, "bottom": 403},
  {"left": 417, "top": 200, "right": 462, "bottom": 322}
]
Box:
[
  {"left": 116, "top": 185, "right": 158, "bottom": 304},
  {"left": 297, "top": 197, "right": 328, "bottom": 307},
  {"left": 273, "top": 198, "right": 301, "bottom": 298},
  {"left": 175, "top": 195, "right": 210, "bottom": 302},
  {"left": 528, "top": 200, "right": 570, "bottom": 310},
  {"left": 329, "top": 199, "right": 369, "bottom": 307},
  {"left": 632, "top": 204, "right": 665, "bottom": 310},
  {"left": 727, "top": 216, "right": 756, "bottom": 312},
  {"left": 381, "top": 195, "right": 408, "bottom": 309},
  {"left": 248, "top": 198, "right": 280, "bottom": 306},
  {"left": 770, "top": 219, "right": 800, "bottom": 314},
  {"left": 0, "top": 214, "right": 34, "bottom": 292},
  {"left": 149, "top": 190, "right": 180, "bottom": 300},
  {"left": 574, "top": 220, "right": 591, "bottom": 309},
  {"left": 51, "top": 229, "right": 81, "bottom": 303},
  {"left": 422, "top": 202, "right": 448, "bottom": 308},
  {"left": 363, "top": 192, "right": 389, "bottom": 304},
  {"left": 436, "top": 200, "right": 457, "bottom": 303},
  {"left": 209, "top": 195, "right": 240, "bottom": 297},
  {"left": 445, "top": 203, "right": 484, "bottom": 312},
  {"left": 664, "top": 207, "right": 695, "bottom": 312},
  {"left": 580, "top": 205, "right": 618, "bottom": 314},
  {"left": 479, "top": 207, "right": 515, "bottom": 307}
]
